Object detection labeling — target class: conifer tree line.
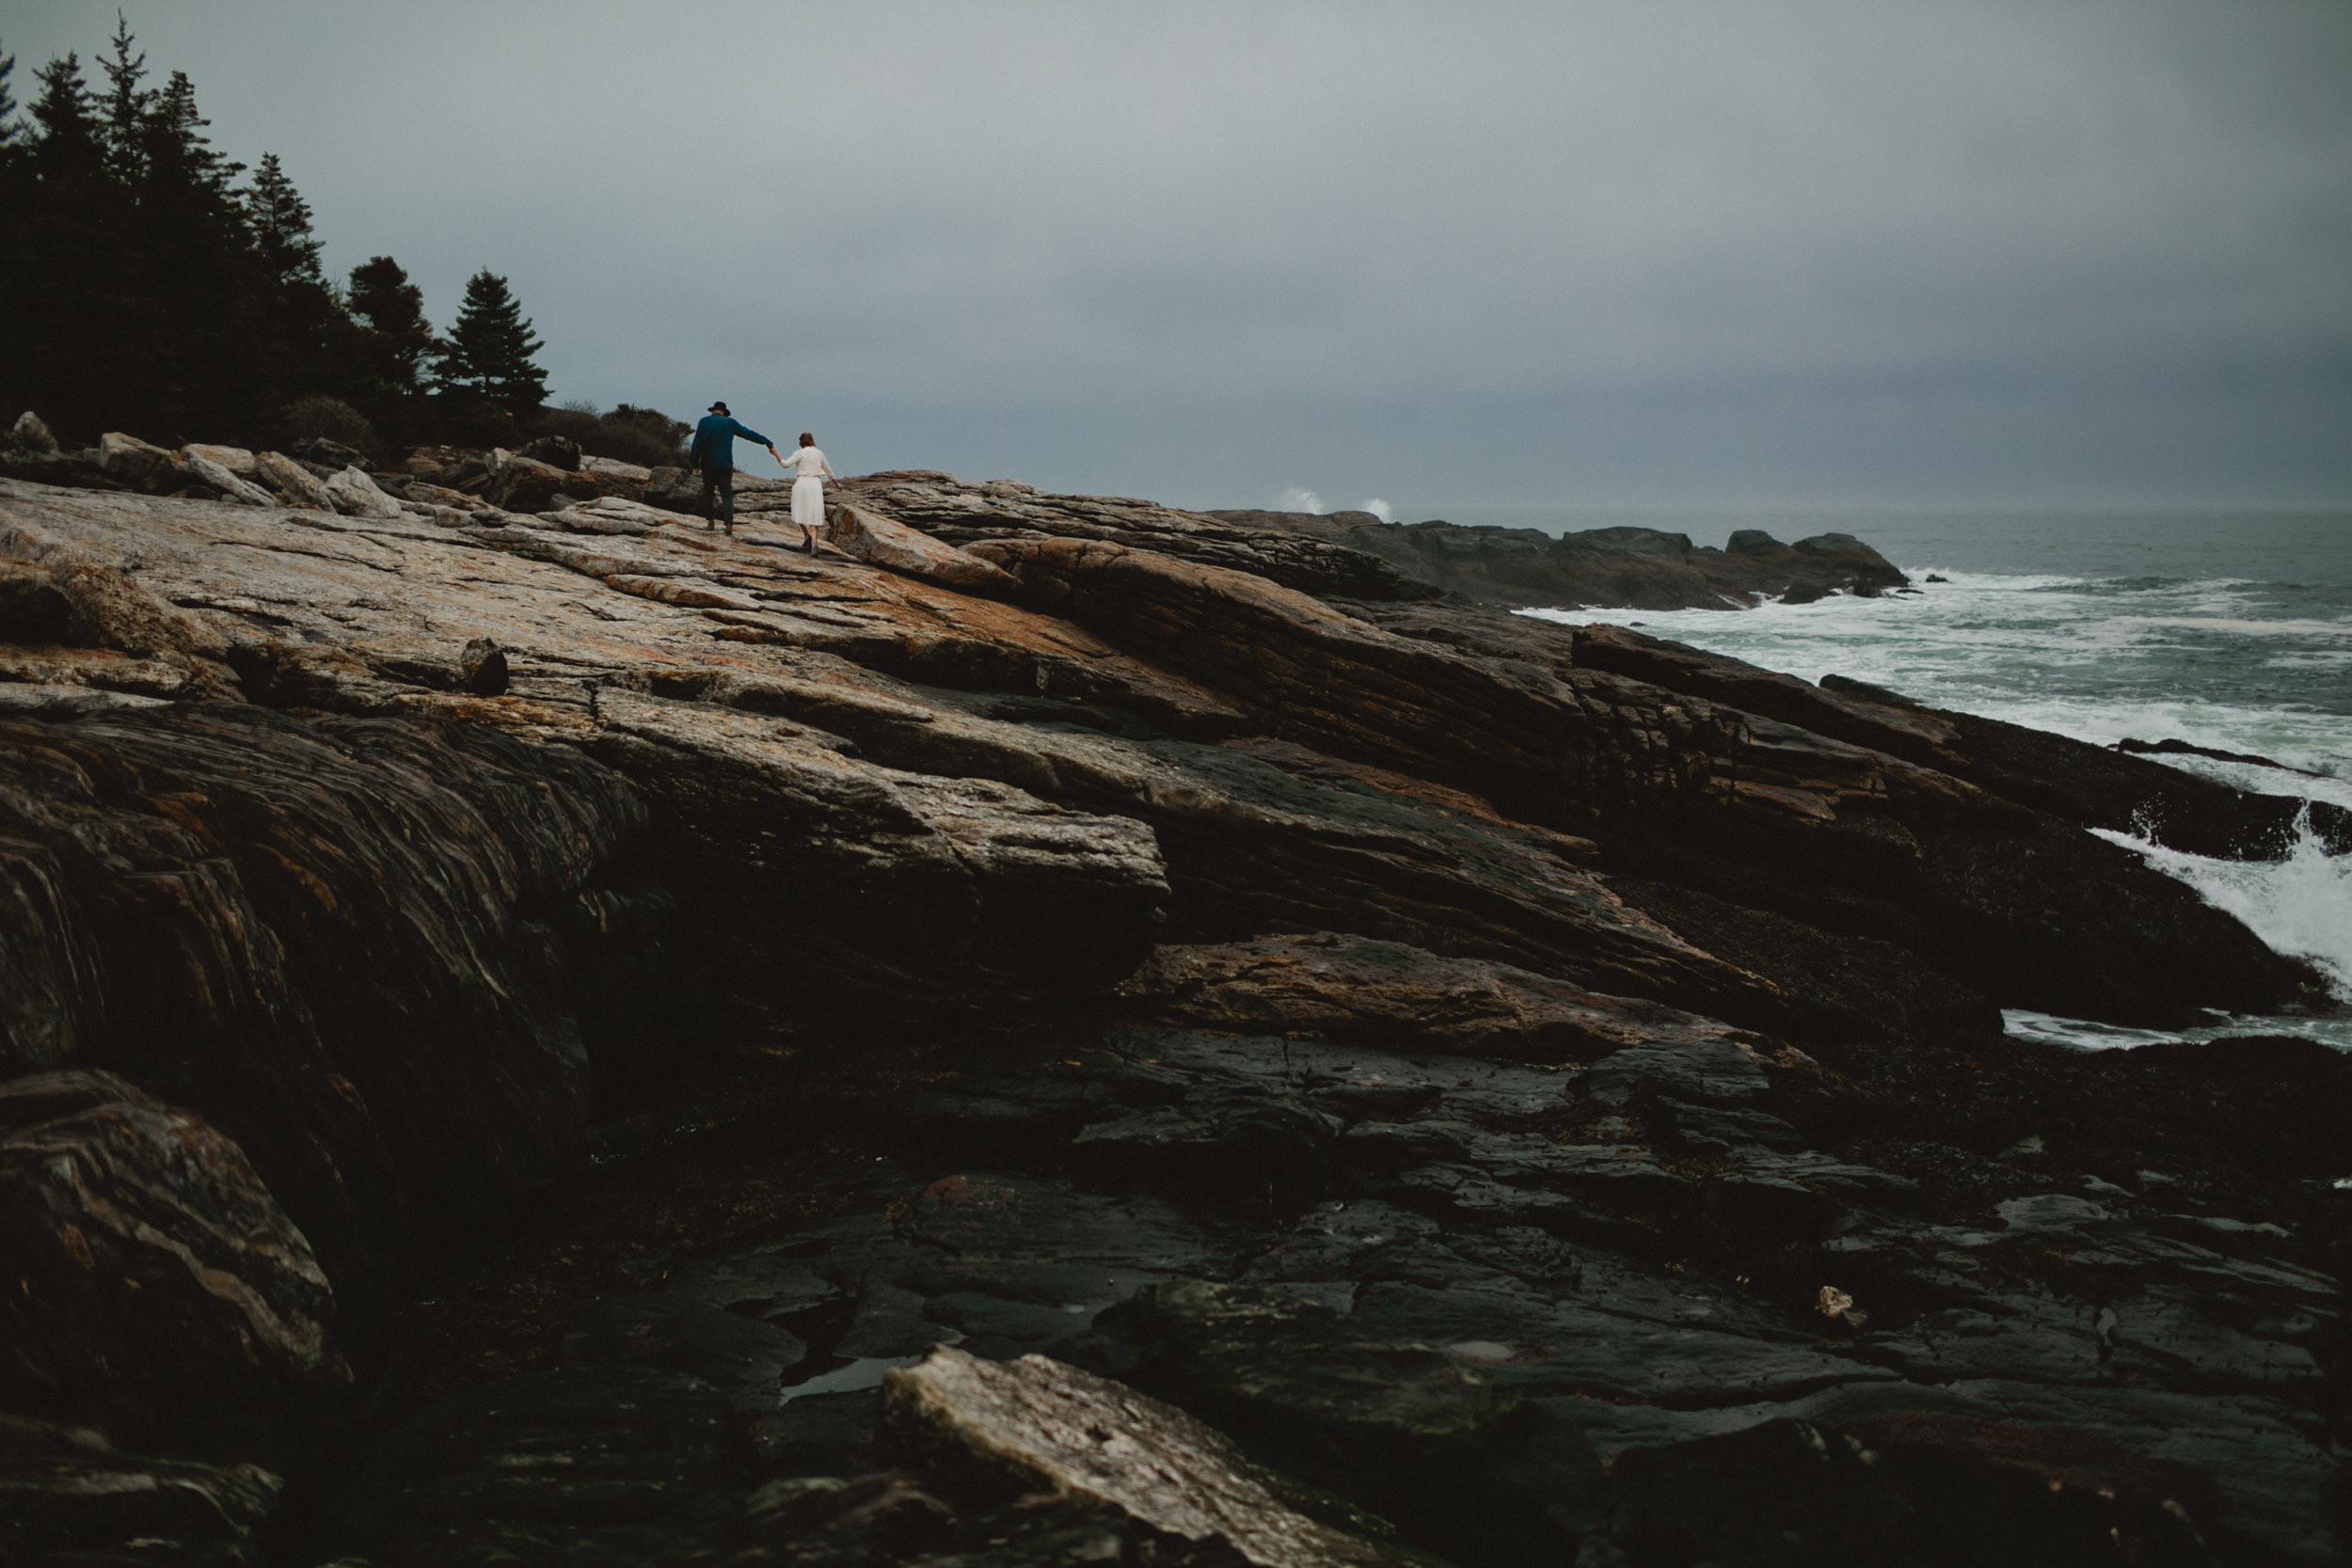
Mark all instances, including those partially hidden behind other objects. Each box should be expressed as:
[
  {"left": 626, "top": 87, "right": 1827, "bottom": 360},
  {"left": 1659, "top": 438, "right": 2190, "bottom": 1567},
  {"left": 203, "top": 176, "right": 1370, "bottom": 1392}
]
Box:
[{"left": 0, "top": 22, "right": 687, "bottom": 466}]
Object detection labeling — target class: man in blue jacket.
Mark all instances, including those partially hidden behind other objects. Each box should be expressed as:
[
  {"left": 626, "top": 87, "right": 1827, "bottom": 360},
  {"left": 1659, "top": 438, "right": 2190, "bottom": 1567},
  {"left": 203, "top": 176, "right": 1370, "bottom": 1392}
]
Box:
[{"left": 687, "top": 402, "right": 780, "bottom": 534}]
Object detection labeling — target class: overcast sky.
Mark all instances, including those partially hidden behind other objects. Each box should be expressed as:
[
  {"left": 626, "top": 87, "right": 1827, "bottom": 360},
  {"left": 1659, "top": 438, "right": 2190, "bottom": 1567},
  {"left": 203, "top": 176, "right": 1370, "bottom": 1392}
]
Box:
[{"left": 9, "top": 1, "right": 2349, "bottom": 510}]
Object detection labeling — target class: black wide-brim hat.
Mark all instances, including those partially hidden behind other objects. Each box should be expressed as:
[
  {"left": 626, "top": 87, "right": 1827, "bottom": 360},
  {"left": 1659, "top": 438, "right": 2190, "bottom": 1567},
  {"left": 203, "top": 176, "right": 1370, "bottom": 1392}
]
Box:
[{"left": 708, "top": 402, "right": 729, "bottom": 414}]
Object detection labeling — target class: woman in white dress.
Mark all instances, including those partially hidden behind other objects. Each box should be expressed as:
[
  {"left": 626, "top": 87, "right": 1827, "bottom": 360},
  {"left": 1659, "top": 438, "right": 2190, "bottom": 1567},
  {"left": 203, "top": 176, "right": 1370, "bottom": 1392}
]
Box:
[{"left": 774, "top": 433, "right": 838, "bottom": 557}]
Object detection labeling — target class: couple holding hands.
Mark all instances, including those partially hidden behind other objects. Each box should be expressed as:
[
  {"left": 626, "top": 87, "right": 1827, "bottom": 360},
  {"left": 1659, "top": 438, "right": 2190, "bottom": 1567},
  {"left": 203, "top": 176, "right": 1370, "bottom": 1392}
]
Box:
[{"left": 688, "top": 402, "right": 840, "bottom": 557}]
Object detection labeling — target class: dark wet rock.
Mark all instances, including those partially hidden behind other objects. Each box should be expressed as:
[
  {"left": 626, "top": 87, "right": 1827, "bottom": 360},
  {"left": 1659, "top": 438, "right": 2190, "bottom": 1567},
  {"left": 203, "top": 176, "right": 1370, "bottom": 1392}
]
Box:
[
  {"left": 1064, "top": 1280, "right": 1608, "bottom": 1566},
  {"left": 1601, "top": 1415, "right": 2218, "bottom": 1568},
  {"left": 563, "top": 1291, "right": 810, "bottom": 1412},
  {"left": 0, "top": 705, "right": 648, "bottom": 1295},
  {"left": 1820, "top": 673, "right": 2352, "bottom": 858},
  {"left": 2112, "top": 735, "right": 2319, "bottom": 776},
  {"left": 0, "top": 1072, "right": 348, "bottom": 1452},
  {"left": 1582, "top": 1036, "right": 1769, "bottom": 1105},
  {"left": 0, "top": 1413, "right": 285, "bottom": 1567},
  {"left": 308, "top": 1365, "right": 745, "bottom": 1565},
  {"left": 745, "top": 1391, "right": 883, "bottom": 1478},
  {"left": 1203, "top": 513, "right": 1910, "bottom": 611}
]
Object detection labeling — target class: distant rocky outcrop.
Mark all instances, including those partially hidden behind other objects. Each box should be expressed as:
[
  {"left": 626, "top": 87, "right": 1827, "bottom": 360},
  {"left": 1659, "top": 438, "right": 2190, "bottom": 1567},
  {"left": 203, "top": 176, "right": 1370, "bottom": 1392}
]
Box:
[
  {"left": 1211, "top": 509, "right": 1911, "bottom": 610},
  {"left": 0, "top": 440, "right": 2344, "bottom": 1565}
]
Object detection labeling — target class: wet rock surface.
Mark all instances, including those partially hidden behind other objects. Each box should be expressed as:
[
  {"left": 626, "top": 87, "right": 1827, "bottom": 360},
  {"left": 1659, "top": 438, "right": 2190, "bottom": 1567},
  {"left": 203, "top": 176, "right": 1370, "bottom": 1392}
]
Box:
[{"left": 0, "top": 465, "right": 2344, "bottom": 1564}]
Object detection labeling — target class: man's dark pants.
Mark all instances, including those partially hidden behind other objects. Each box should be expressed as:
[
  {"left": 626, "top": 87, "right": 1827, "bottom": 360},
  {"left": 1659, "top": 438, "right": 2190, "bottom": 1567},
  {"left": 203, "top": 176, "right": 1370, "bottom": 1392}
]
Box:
[{"left": 700, "top": 465, "right": 735, "bottom": 526}]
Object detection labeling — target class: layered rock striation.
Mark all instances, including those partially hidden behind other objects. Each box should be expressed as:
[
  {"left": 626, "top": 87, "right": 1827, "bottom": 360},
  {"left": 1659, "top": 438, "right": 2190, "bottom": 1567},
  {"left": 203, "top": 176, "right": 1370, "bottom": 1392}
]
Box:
[{"left": 0, "top": 457, "right": 2343, "bottom": 1566}]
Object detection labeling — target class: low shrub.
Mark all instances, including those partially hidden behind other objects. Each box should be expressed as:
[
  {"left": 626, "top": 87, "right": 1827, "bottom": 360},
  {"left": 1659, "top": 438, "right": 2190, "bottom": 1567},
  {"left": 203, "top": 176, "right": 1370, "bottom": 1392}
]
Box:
[
  {"left": 279, "top": 397, "right": 386, "bottom": 463},
  {"left": 529, "top": 402, "right": 689, "bottom": 469}
]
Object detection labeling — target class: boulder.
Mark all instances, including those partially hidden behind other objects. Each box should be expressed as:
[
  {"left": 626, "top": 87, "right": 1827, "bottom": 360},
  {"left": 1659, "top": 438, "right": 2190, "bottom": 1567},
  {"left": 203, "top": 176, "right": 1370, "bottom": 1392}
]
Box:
[
  {"left": 827, "top": 502, "right": 1022, "bottom": 594},
  {"left": 7, "top": 412, "right": 59, "bottom": 453},
  {"left": 291, "top": 436, "right": 369, "bottom": 470},
  {"left": 515, "top": 433, "right": 582, "bottom": 471},
  {"left": 878, "top": 1345, "right": 1401, "bottom": 1568},
  {"left": 485, "top": 451, "right": 575, "bottom": 513},
  {"left": 320, "top": 464, "right": 404, "bottom": 519},
  {"left": 0, "top": 1071, "right": 350, "bottom": 1437},
  {"left": 581, "top": 454, "right": 653, "bottom": 483},
  {"left": 459, "top": 636, "right": 509, "bottom": 696},
  {"left": 253, "top": 450, "right": 333, "bottom": 510},
  {"left": 644, "top": 465, "right": 698, "bottom": 513},
  {"left": 96, "top": 432, "right": 175, "bottom": 491},
  {"left": 182, "top": 442, "right": 259, "bottom": 479},
  {"left": 178, "top": 450, "right": 278, "bottom": 507}
]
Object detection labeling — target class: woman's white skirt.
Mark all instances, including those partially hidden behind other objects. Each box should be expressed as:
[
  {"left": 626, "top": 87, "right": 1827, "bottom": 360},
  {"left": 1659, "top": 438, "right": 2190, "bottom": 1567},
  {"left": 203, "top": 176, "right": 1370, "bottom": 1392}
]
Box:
[{"left": 792, "top": 475, "right": 825, "bottom": 530}]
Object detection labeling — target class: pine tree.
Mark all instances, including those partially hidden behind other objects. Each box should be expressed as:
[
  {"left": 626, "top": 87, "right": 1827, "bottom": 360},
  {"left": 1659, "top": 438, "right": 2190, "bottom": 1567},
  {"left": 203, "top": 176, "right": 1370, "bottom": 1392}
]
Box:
[
  {"left": 97, "top": 15, "right": 150, "bottom": 184},
  {"left": 436, "top": 270, "right": 548, "bottom": 414},
  {"left": 246, "top": 153, "right": 321, "bottom": 286},
  {"left": 0, "top": 42, "right": 18, "bottom": 147},
  {"left": 4, "top": 53, "right": 133, "bottom": 438},
  {"left": 124, "top": 68, "right": 271, "bottom": 437},
  {"left": 26, "top": 53, "right": 103, "bottom": 181},
  {"left": 344, "top": 254, "right": 437, "bottom": 420}
]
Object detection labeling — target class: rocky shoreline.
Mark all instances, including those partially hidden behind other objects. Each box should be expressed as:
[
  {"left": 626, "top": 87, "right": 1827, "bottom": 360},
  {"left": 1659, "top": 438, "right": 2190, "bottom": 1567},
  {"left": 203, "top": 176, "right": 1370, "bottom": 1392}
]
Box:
[
  {"left": 1204, "top": 508, "right": 1913, "bottom": 611},
  {"left": 1, "top": 435, "right": 2345, "bottom": 1566}
]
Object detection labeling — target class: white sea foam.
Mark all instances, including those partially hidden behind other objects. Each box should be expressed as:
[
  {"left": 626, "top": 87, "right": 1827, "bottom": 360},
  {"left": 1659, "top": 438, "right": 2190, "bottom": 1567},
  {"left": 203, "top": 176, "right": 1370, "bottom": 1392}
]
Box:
[
  {"left": 1363, "top": 498, "right": 1395, "bottom": 523},
  {"left": 2093, "top": 814, "right": 2352, "bottom": 1001},
  {"left": 1522, "top": 556, "right": 2352, "bottom": 1050},
  {"left": 1278, "top": 485, "right": 1324, "bottom": 515}
]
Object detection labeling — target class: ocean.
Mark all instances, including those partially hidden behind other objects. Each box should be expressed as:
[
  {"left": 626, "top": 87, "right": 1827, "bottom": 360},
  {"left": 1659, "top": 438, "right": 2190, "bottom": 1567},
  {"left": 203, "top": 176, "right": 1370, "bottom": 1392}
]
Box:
[{"left": 1460, "top": 508, "right": 2352, "bottom": 1053}]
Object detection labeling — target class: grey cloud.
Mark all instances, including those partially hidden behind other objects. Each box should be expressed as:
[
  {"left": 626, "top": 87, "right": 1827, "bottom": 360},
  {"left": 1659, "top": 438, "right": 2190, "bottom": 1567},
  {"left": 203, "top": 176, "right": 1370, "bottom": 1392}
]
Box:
[{"left": 8, "top": 0, "right": 2348, "bottom": 503}]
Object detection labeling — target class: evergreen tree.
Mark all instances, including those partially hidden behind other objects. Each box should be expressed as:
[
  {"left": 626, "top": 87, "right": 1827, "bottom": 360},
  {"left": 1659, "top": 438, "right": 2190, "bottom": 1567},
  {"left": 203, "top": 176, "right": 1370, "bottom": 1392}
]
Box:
[
  {"left": 246, "top": 153, "right": 322, "bottom": 285},
  {"left": 347, "top": 256, "right": 436, "bottom": 391},
  {"left": 342, "top": 254, "right": 438, "bottom": 437},
  {"left": 0, "top": 43, "right": 18, "bottom": 147},
  {"left": 3, "top": 53, "right": 135, "bottom": 437},
  {"left": 243, "top": 151, "right": 340, "bottom": 418},
  {"left": 123, "top": 68, "right": 270, "bottom": 437},
  {"left": 27, "top": 53, "right": 103, "bottom": 181},
  {"left": 97, "top": 15, "right": 150, "bottom": 184},
  {"left": 436, "top": 270, "right": 548, "bottom": 413}
]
